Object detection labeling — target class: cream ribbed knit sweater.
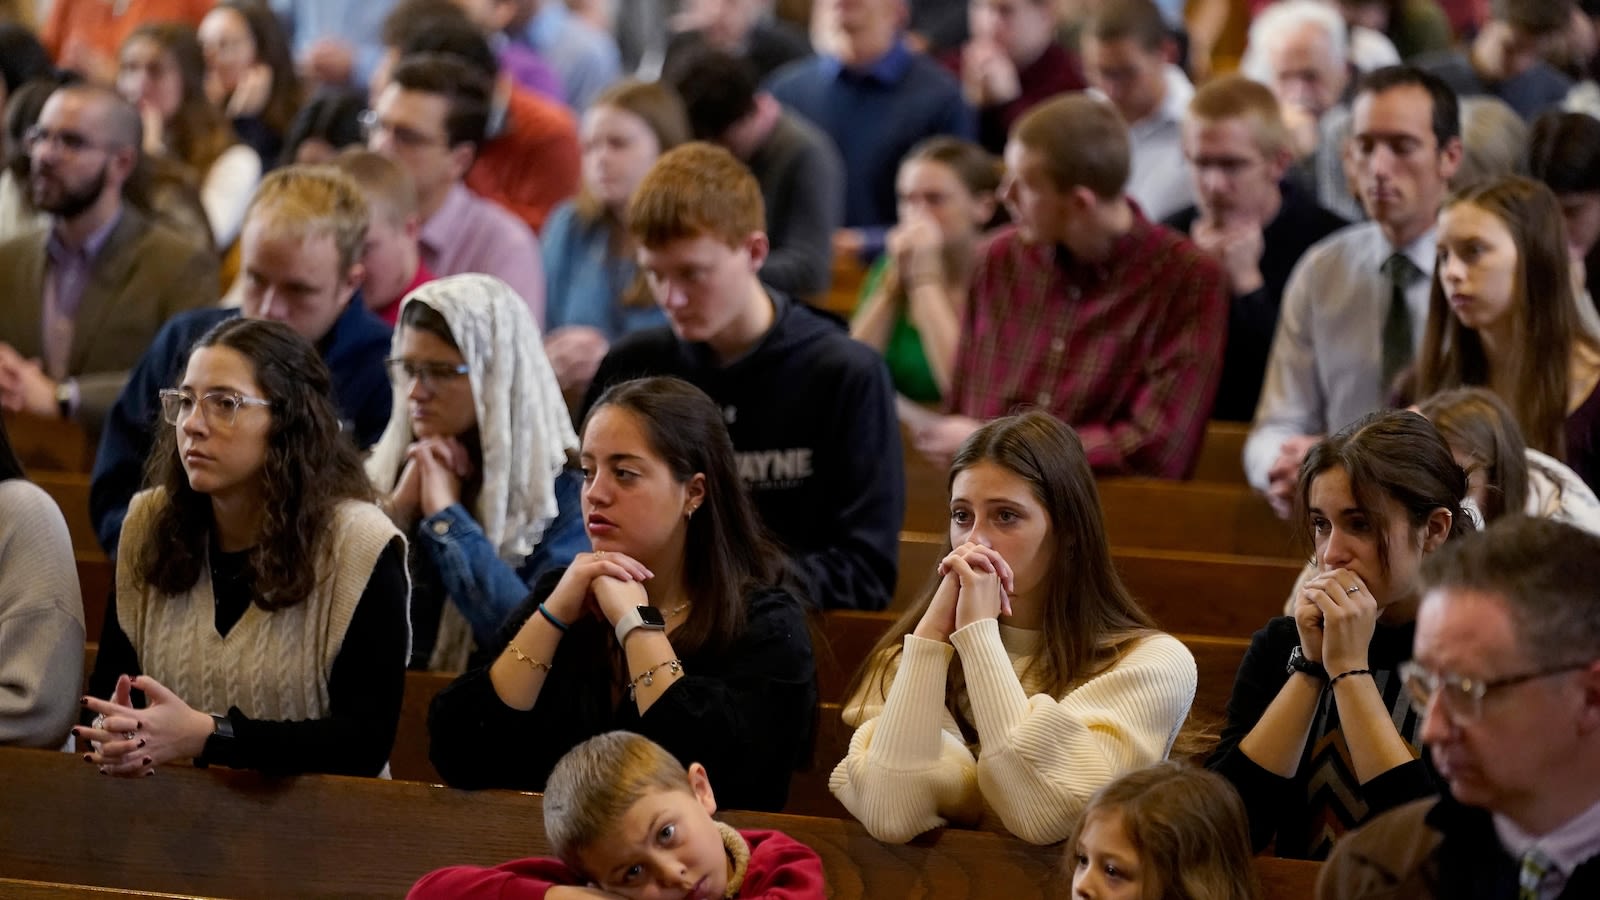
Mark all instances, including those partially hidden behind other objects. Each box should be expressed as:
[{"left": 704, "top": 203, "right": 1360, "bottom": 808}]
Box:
[
  {"left": 0, "top": 479, "right": 84, "bottom": 748},
  {"left": 829, "top": 618, "right": 1197, "bottom": 845}
]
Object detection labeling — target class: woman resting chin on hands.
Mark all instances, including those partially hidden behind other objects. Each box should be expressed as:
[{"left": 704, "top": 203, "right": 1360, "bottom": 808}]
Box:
[
  {"left": 1207, "top": 410, "right": 1471, "bottom": 860},
  {"left": 426, "top": 377, "right": 818, "bottom": 814},
  {"left": 832, "top": 412, "right": 1199, "bottom": 846}
]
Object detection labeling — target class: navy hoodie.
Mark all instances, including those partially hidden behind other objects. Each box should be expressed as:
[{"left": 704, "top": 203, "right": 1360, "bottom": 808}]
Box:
[{"left": 586, "top": 292, "right": 903, "bottom": 611}]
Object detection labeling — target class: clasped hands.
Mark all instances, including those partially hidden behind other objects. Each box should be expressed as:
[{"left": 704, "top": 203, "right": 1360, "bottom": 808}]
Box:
[
  {"left": 390, "top": 437, "right": 476, "bottom": 522},
  {"left": 542, "top": 550, "right": 657, "bottom": 637},
  {"left": 1293, "top": 567, "right": 1378, "bottom": 676},
  {"left": 913, "top": 541, "right": 1017, "bottom": 643},
  {"left": 0, "top": 343, "right": 61, "bottom": 418},
  {"left": 76, "top": 674, "right": 214, "bottom": 777}
]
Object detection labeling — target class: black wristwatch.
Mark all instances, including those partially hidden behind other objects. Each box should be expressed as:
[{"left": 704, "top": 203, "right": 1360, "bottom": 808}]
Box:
[
  {"left": 195, "top": 713, "right": 236, "bottom": 769},
  {"left": 1286, "top": 645, "right": 1327, "bottom": 680}
]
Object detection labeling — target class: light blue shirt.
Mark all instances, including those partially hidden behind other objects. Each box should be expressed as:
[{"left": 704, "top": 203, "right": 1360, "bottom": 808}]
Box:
[
  {"left": 520, "top": 2, "right": 621, "bottom": 111},
  {"left": 270, "top": 0, "right": 400, "bottom": 87}
]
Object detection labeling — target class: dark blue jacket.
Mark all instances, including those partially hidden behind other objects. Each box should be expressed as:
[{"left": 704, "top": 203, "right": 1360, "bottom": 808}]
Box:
[{"left": 89, "top": 300, "right": 393, "bottom": 556}]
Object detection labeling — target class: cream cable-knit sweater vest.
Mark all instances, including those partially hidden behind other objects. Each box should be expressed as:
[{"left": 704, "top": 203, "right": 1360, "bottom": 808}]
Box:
[{"left": 116, "top": 488, "right": 401, "bottom": 722}]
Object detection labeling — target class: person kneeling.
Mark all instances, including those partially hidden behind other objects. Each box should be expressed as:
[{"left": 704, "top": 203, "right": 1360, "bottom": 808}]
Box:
[{"left": 408, "top": 731, "right": 826, "bottom": 899}]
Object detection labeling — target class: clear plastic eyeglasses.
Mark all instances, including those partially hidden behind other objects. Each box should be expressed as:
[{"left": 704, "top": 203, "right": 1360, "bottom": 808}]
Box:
[
  {"left": 158, "top": 389, "right": 272, "bottom": 427},
  {"left": 385, "top": 358, "right": 471, "bottom": 391}
]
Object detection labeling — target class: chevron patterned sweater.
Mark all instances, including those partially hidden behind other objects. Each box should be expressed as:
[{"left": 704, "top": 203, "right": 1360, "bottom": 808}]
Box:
[{"left": 1207, "top": 616, "right": 1434, "bottom": 860}]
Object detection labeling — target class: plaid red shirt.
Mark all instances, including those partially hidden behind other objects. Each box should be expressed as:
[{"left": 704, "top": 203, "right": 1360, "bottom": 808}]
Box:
[{"left": 948, "top": 215, "right": 1229, "bottom": 478}]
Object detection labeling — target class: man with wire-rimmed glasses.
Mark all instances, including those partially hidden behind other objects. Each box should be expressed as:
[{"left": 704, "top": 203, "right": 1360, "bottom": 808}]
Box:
[{"left": 1321, "top": 516, "right": 1600, "bottom": 900}]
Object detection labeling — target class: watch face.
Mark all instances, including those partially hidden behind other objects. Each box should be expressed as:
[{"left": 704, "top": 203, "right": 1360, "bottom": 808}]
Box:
[{"left": 637, "top": 605, "right": 666, "bottom": 628}]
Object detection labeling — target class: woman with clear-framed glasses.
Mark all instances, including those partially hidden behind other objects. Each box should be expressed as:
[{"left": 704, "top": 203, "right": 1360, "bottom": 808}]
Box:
[
  {"left": 78, "top": 318, "right": 409, "bottom": 778},
  {"left": 365, "top": 274, "right": 585, "bottom": 673},
  {"left": 1207, "top": 410, "right": 1475, "bottom": 860}
]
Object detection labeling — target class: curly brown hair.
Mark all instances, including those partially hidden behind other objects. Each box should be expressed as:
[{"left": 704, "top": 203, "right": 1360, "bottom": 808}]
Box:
[{"left": 136, "top": 318, "right": 377, "bottom": 610}]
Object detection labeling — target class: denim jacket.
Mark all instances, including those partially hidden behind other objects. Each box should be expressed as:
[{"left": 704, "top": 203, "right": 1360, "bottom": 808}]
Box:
[{"left": 414, "top": 468, "right": 588, "bottom": 646}]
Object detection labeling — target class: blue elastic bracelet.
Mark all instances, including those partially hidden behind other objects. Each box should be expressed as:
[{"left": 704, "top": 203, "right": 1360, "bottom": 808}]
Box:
[{"left": 537, "top": 603, "right": 570, "bottom": 633}]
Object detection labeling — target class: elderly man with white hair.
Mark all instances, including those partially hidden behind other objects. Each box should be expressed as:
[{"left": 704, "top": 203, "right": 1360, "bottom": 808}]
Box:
[{"left": 1242, "top": 0, "right": 1400, "bottom": 221}]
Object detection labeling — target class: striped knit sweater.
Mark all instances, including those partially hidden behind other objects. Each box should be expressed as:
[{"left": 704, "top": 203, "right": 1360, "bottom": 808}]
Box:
[
  {"left": 115, "top": 488, "right": 399, "bottom": 722},
  {"left": 830, "top": 618, "right": 1198, "bottom": 845}
]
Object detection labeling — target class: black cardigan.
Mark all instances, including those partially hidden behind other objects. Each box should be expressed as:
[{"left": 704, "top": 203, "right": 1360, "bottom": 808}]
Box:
[{"left": 427, "top": 568, "right": 818, "bottom": 812}]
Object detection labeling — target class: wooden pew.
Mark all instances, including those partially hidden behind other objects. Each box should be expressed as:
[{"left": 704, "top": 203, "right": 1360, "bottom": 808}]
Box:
[
  {"left": 0, "top": 880, "right": 210, "bottom": 899},
  {"left": 1190, "top": 421, "right": 1250, "bottom": 485},
  {"left": 33, "top": 470, "right": 102, "bottom": 562},
  {"left": 0, "top": 746, "right": 1321, "bottom": 899},
  {"left": 5, "top": 412, "right": 94, "bottom": 473},
  {"left": 902, "top": 443, "right": 1297, "bottom": 558},
  {"left": 897, "top": 535, "right": 1298, "bottom": 634}
]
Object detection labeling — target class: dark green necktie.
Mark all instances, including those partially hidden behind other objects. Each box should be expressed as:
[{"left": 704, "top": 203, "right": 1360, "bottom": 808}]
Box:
[{"left": 1380, "top": 253, "right": 1420, "bottom": 388}]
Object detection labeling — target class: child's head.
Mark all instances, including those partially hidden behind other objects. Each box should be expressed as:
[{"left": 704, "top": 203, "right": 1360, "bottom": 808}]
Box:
[
  {"left": 544, "top": 732, "right": 730, "bottom": 899},
  {"left": 1066, "top": 762, "right": 1261, "bottom": 900}
]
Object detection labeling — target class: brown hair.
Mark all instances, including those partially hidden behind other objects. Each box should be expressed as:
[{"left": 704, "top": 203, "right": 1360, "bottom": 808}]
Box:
[
  {"left": 121, "top": 22, "right": 238, "bottom": 179},
  {"left": 212, "top": 0, "right": 304, "bottom": 136},
  {"left": 330, "top": 148, "right": 419, "bottom": 227},
  {"left": 1064, "top": 762, "right": 1263, "bottom": 900},
  {"left": 1012, "top": 94, "right": 1130, "bottom": 200},
  {"left": 1186, "top": 73, "right": 1293, "bottom": 159},
  {"left": 628, "top": 141, "right": 765, "bottom": 249},
  {"left": 136, "top": 319, "right": 378, "bottom": 610},
  {"left": 1493, "top": 0, "right": 1573, "bottom": 36},
  {"left": 1085, "top": 0, "right": 1170, "bottom": 52},
  {"left": 582, "top": 376, "right": 798, "bottom": 658},
  {"left": 575, "top": 79, "right": 692, "bottom": 228},
  {"left": 845, "top": 412, "right": 1158, "bottom": 738},
  {"left": 1417, "top": 175, "right": 1591, "bottom": 458},
  {"left": 1296, "top": 410, "right": 1473, "bottom": 572},
  {"left": 906, "top": 136, "right": 1002, "bottom": 198},
  {"left": 543, "top": 731, "right": 694, "bottom": 871},
  {"left": 243, "top": 164, "right": 370, "bottom": 273},
  {"left": 1415, "top": 386, "right": 1532, "bottom": 522},
  {"left": 1422, "top": 516, "right": 1600, "bottom": 665}
]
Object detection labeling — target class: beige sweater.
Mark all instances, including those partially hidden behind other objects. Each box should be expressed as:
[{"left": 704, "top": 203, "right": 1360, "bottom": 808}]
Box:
[
  {"left": 116, "top": 489, "right": 399, "bottom": 722},
  {"left": 830, "top": 618, "right": 1197, "bottom": 845},
  {"left": 0, "top": 478, "right": 85, "bottom": 748}
]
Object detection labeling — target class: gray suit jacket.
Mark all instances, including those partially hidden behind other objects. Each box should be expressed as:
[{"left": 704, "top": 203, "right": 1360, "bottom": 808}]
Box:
[{"left": 0, "top": 206, "right": 218, "bottom": 434}]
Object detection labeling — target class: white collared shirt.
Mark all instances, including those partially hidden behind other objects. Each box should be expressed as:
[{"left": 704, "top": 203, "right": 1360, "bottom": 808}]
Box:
[{"left": 1493, "top": 796, "right": 1600, "bottom": 900}]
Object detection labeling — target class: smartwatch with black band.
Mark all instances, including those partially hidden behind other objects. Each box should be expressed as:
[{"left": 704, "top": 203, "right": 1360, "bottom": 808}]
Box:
[
  {"left": 614, "top": 605, "right": 667, "bottom": 644},
  {"left": 1286, "top": 645, "right": 1328, "bottom": 680},
  {"left": 195, "top": 713, "right": 236, "bottom": 768}
]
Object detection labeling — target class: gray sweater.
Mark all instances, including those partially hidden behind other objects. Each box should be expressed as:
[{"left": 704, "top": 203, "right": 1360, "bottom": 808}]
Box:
[
  {"left": 0, "top": 478, "right": 84, "bottom": 748},
  {"left": 750, "top": 110, "right": 844, "bottom": 302}
]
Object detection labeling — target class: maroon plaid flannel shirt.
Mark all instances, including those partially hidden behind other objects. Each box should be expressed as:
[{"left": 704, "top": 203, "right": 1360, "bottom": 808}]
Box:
[{"left": 948, "top": 217, "right": 1229, "bottom": 478}]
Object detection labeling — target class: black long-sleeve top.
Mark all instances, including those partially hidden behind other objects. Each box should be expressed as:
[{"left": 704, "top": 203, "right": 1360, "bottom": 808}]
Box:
[
  {"left": 1205, "top": 616, "right": 1436, "bottom": 860},
  {"left": 427, "top": 569, "right": 818, "bottom": 812},
  {"left": 87, "top": 538, "right": 409, "bottom": 777}
]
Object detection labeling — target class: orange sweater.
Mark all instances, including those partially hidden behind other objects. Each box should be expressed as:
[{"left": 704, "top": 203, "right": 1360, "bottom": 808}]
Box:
[{"left": 466, "top": 84, "right": 580, "bottom": 234}]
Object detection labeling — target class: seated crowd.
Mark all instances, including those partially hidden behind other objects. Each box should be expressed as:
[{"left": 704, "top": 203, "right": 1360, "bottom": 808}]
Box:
[{"left": 4, "top": 0, "right": 1600, "bottom": 896}]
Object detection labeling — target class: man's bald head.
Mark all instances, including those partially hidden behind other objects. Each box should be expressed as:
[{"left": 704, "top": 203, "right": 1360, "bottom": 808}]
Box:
[{"left": 49, "top": 83, "right": 143, "bottom": 150}]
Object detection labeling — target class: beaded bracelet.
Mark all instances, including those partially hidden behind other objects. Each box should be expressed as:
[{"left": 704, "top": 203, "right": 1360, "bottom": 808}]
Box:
[
  {"left": 537, "top": 603, "right": 569, "bottom": 633},
  {"left": 1329, "top": 668, "right": 1373, "bottom": 690},
  {"left": 508, "top": 642, "right": 552, "bottom": 673},
  {"left": 627, "top": 658, "right": 683, "bottom": 700}
]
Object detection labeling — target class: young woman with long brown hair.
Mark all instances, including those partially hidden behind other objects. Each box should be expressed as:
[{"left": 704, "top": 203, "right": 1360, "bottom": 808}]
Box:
[
  {"left": 80, "top": 318, "right": 408, "bottom": 777},
  {"left": 831, "top": 410, "right": 1197, "bottom": 846},
  {"left": 1417, "top": 174, "right": 1600, "bottom": 494}
]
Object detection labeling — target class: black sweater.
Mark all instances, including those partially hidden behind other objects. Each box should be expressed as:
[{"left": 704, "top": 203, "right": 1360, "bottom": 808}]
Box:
[
  {"left": 427, "top": 569, "right": 818, "bottom": 812},
  {"left": 87, "top": 539, "right": 409, "bottom": 777},
  {"left": 1164, "top": 184, "right": 1349, "bottom": 422},
  {"left": 1206, "top": 616, "right": 1435, "bottom": 859},
  {"left": 585, "top": 292, "right": 904, "bottom": 611}
]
